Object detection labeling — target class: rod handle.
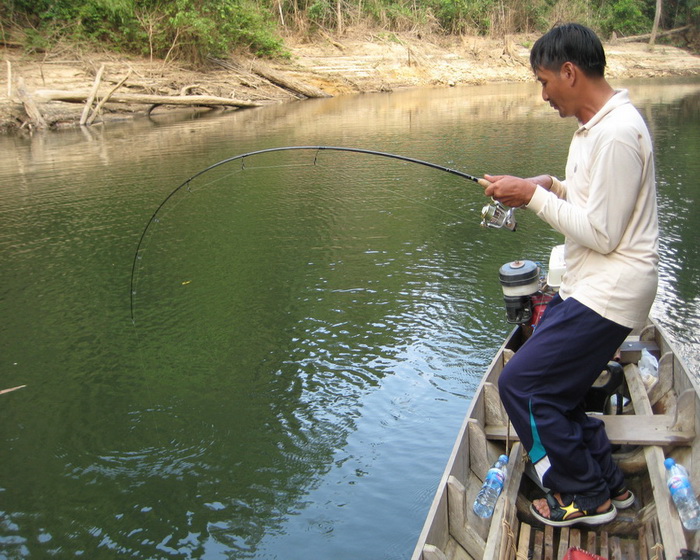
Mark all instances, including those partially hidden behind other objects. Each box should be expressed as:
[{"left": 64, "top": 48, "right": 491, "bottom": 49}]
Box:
[{"left": 477, "top": 178, "right": 491, "bottom": 189}]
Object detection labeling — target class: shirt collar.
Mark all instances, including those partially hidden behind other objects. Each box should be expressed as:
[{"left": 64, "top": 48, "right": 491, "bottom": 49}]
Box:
[{"left": 577, "top": 89, "right": 630, "bottom": 132}]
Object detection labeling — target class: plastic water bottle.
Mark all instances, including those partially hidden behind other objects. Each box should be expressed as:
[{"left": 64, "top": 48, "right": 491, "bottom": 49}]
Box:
[
  {"left": 473, "top": 454, "right": 509, "bottom": 518},
  {"left": 665, "top": 458, "right": 700, "bottom": 531}
]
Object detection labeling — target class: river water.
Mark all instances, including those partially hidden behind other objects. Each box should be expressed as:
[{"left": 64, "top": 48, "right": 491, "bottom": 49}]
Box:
[{"left": 1, "top": 78, "right": 699, "bottom": 559}]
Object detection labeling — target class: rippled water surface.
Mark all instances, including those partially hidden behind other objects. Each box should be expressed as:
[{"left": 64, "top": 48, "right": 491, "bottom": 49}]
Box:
[{"left": 1, "top": 79, "right": 698, "bottom": 559}]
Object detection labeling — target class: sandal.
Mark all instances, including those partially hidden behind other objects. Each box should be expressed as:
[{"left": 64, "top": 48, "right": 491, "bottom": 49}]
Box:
[
  {"left": 611, "top": 487, "right": 634, "bottom": 509},
  {"left": 530, "top": 493, "right": 617, "bottom": 527}
]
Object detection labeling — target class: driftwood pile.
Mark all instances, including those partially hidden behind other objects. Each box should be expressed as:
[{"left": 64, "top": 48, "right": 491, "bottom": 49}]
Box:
[{"left": 10, "top": 58, "right": 331, "bottom": 130}]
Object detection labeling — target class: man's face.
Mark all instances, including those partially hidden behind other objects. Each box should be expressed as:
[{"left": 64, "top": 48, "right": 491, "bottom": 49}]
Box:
[{"left": 535, "top": 65, "right": 573, "bottom": 118}]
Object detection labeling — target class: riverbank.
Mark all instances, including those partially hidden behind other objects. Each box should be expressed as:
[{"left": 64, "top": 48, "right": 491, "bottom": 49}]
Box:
[{"left": 2, "top": 31, "right": 699, "bottom": 132}]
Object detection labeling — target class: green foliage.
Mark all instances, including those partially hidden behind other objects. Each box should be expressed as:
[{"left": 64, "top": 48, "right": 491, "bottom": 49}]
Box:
[
  {"left": 598, "top": 0, "right": 653, "bottom": 36},
  {"left": 307, "top": 0, "right": 332, "bottom": 27},
  {"left": 427, "top": 0, "right": 494, "bottom": 33},
  {"left": 3, "top": 0, "right": 698, "bottom": 61},
  {"left": 2, "top": 0, "right": 287, "bottom": 62}
]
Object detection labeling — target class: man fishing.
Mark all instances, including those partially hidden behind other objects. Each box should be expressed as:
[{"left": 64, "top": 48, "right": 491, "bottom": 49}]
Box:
[{"left": 482, "top": 23, "right": 659, "bottom": 526}]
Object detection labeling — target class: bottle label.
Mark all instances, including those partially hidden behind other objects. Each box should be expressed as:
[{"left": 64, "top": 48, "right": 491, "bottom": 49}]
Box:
[
  {"left": 486, "top": 468, "right": 505, "bottom": 486},
  {"left": 669, "top": 475, "right": 691, "bottom": 493}
]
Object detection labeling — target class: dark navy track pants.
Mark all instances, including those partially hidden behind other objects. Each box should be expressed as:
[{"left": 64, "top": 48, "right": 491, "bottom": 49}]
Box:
[{"left": 497, "top": 294, "right": 632, "bottom": 510}]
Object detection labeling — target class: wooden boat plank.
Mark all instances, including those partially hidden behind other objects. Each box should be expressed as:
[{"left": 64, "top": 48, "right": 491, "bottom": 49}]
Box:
[
  {"left": 618, "top": 339, "right": 660, "bottom": 363},
  {"left": 484, "top": 413, "right": 694, "bottom": 445},
  {"left": 468, "top": 420, "right": 494, "bottom": 490},
  {"left": 586, "top": 530, "right": 596, "bottom": 555},
  {"left": 484, "top": 382, "right": 508, "bottom": 431},
  {"left": 516, "top": 522, "right": 531, "bottom": 560},
  {"left": 444, "top": 537, "right": 474, "bottom": 560},
  {"left": 638, "top": 526, "right": 650, "bottom": 560},
  {"left": 647, "top": 351, "right": 675, "bottom": 408},
  {"left": 624, "top": 362, "right": 689, "bottom": 557},
  {"left": 543, "top": 524, "right": 554, "bottom": 560},
  {"left": 447, "top": 475, "right": 486, "bottom": 558},
  {"left": 422, "top": 544, "right": 449, "bottom": 560},
  {"left": 556, "top": 527, "right": 570, "bottom": 559},
  {"left": 609, "top": 536, "right": 621, "bottom": 559},
  {"left": 532, "top": 529, "right": 543, "bottom": 560},
  {"left": 482, "top": 443, "right": 525, "bottom": 559},
  {"left": 569, "top": 528, "right": 581, "bottom": 550}
]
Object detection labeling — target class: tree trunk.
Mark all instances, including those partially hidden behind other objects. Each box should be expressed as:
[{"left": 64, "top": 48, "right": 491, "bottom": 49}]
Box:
[
  {"left": 616, "top": 24, "right": 691, "bottom": 43},
  {"left": 247, "top": 60, "right": 331, "bottom": 98},
  {"left": 649, "top": 0, "right": 663, "bottom": 47}
]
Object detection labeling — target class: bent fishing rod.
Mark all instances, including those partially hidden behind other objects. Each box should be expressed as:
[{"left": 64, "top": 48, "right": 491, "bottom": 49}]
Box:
[{"left": 129, "top": 145, "right": 515, "bottom": 322}]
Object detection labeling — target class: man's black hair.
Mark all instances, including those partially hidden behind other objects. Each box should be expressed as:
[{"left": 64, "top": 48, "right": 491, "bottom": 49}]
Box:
[{"left": 530, "top": 23, "right": 606, "bottom": 77}]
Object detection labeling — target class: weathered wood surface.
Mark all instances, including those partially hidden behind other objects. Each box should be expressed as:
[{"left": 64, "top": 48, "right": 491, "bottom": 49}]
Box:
[
  {"left": 85, "top": 70, "right": 132, "bottom": 125},
  {"left": 613, "top": 24, "right": 694, "bottom": 43},
  {"left": 624, "top": 362, "right": 689, "bottom": 557},
  {"left": 16, "top": 77, "right": 47, "bottom": 129},
  {"left": 484, "top": 413, "right": 695, "bottom": 446},
  {"left": 247, "top": 60, "right": 332, "bottom": 99},
  {"left": 33, "top": 89, "right": 260, "bottom": 108},
  {"left": 80, "top": 64, "right": 105, "bottom": 125}
]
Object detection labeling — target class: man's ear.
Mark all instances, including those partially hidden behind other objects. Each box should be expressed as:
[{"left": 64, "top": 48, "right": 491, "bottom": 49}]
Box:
[{"left": 560, "top": 61, "right": 577, "bottom": 85}]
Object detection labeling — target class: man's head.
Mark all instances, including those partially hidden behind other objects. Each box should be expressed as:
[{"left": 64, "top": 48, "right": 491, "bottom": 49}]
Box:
[
  {"left": 530, "top": 23, "right": 606, "bottom": 78},
  {"left": 530, "top": 23, "right": 611, "bottom": 121}
]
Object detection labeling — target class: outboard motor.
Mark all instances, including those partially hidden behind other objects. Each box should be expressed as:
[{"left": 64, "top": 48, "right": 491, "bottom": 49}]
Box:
[{"left": 498, "top": 260, "right": 540, "bottom": 324}]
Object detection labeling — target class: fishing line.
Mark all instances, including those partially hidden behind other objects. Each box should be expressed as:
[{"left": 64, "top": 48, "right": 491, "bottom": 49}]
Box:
[{"left": 130, "top": 145, "right": 491, "bottom": 324}]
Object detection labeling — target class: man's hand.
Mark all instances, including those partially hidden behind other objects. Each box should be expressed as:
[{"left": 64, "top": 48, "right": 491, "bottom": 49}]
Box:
[{"left": 481, "top": 174, "right": 538, "bottom": 208}]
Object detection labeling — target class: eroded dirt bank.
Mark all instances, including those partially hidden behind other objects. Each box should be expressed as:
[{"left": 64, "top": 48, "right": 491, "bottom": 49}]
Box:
[{"left": 2, "top": 32, "right": 699, "bottom": 131}]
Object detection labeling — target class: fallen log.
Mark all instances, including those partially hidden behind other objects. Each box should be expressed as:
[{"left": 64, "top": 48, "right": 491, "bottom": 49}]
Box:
[
  {"left": 247, "top": 60, "right": 331, "bottom": 99},
  {"left": 33, "top": 90, "right": 260, "bottom": 108},
  {"left": 613, "top": 24, "right": 693, "bottom": 43}
]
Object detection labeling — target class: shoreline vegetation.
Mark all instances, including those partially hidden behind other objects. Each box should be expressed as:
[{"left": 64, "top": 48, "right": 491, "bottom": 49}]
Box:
[{"left": 2, "top": 27, "right": 699, "bottom": 133}]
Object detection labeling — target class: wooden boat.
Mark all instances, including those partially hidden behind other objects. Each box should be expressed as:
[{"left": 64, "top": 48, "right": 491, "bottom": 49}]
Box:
[{"left": 412, "top": 305, "right": 700, "bottom": 559}]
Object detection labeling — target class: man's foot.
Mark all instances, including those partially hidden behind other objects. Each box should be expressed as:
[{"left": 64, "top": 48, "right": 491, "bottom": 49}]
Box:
[
  {"left": 611, "top": 487, "right": 634, "bottom": 509},
  {"left": 530, "top": 492, "right": 617, "bottom": 527}
]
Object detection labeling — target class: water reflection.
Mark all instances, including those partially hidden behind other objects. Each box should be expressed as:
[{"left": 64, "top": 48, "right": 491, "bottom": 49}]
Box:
[{"left": 0, "top": 78, "right": 698, "bottom": 560}]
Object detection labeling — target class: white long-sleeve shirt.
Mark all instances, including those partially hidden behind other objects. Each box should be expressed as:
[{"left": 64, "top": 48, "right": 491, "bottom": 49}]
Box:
[{"left": 527, "top": 89, "right": 658, "bottom": 329}]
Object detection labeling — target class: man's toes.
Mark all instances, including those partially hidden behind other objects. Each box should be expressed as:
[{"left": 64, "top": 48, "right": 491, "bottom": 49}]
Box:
[{"left": 532, "top": 497, "right": 549, "bottom": 517}]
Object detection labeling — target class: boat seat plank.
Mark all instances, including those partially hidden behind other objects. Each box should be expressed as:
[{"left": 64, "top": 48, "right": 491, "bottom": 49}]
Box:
[
  {"left": 484, "top": 413, "right": 694, "bottom": 445},
  {"left": 619, "top": 338, "right": 660, "bottom": 363}
]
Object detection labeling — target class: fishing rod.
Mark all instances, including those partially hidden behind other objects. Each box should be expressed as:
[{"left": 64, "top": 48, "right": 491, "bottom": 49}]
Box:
[{"left": 129, "top": 145, "right": 515, "bottom": 322}]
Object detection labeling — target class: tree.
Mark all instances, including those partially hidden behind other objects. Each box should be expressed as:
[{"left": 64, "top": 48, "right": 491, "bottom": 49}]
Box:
[{"left": 649, "top": 0, "right": 663, "bottom": 46}]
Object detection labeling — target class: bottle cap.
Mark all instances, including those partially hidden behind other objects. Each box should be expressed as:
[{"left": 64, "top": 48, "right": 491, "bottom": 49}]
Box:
[
  {"left": 664, "top": 458, "right": 675, "bottom": 469},
  {"left": 499, "top": 454, "right": 509, "bottom": 463}
]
